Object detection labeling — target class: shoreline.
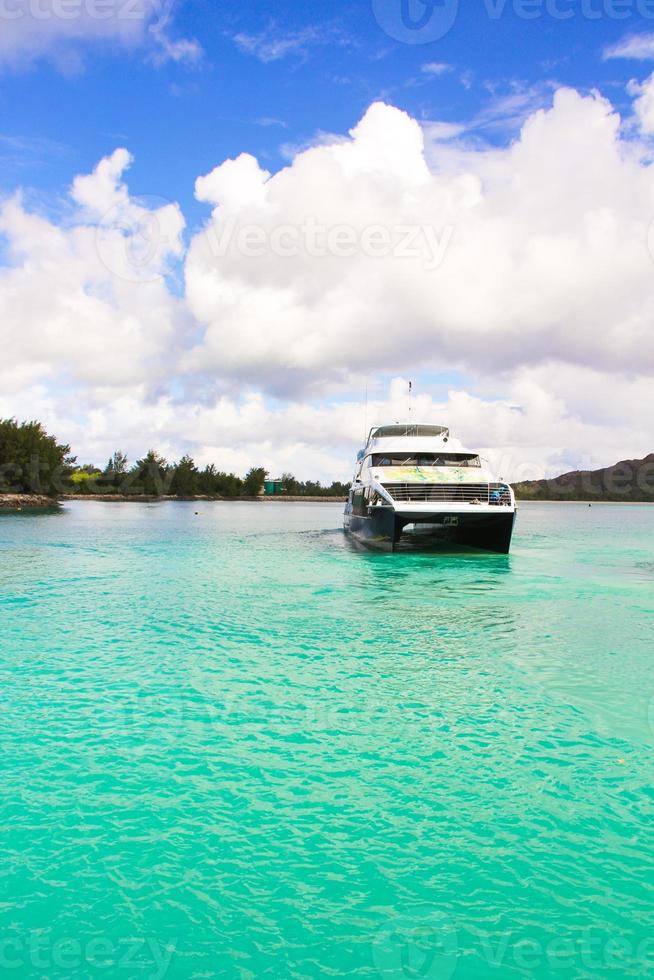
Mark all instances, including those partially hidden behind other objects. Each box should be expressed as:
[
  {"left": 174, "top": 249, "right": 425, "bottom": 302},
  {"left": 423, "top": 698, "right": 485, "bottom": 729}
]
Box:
[
  {"left": 515, "top": 498, "right": 654, "bottom": 505},
  {"left": 3, "top": 494, "right": 651, "bottom": 510},
  {"left": 64, "top": 494, "right": 347, "bottom": 503},
  {"left": 0, "top": 494, "right": 60, "bottom": 510}
]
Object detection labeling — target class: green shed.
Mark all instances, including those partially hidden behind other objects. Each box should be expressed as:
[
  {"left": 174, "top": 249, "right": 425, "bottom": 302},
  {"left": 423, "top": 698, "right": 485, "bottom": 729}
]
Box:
[{"left": 264, "top": 479, "right": 286, "bottom": 496}]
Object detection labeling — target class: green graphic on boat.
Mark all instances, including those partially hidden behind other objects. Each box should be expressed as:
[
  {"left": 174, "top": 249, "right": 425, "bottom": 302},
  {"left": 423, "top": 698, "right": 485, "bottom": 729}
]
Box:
[{"left": 378, "top": 466, "right": 485, "bottom": 484}]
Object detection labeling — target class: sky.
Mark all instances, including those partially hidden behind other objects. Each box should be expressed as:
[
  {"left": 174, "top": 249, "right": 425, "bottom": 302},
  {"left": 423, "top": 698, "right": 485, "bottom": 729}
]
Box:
[{"left": 2, "top": 0, "right": 654, "bottom": 482}]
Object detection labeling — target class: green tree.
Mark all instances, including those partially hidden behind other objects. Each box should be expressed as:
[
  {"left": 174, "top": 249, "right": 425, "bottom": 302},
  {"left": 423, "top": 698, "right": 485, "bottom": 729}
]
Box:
[
  {"left": 171, "top": 455, "right": 199, "bottom": 497},
  {"left": 243, "top": 466, "right": 267, "bottom": 497},
  {"left": 217, "top": 473, "right": 245, "bottom": 497},
  {"left": 302, "top": 480, "right": 323, "bottom": 495},
  {"left": 68, "top": 464, "right": 102, "bottom": 494},
  {"left": 280, "top": 472, "right": 299, "bottom": 495},
  {"left": 0, "top": 419, "right": 75, "bottom": 496},
  {"left": 102, "top": 452, "right": 129, "bottom": 489},
  {"left": 197, "top": 465, "right": 244, "bottom": 498},
  {"left": 130, "top": 450, "right": 172, "bottom": 497},
  {"left": 326, "top": 481, "right": 349, "bottom": 498},
  {"left": 197, "top": 464, "right": 218, "bottom": 496}
]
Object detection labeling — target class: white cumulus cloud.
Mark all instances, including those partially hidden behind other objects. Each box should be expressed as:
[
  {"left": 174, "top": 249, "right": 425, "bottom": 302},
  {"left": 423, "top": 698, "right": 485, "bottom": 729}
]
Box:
[
  {"left": 628, "top": 71, "right": 654, "bottom": 134},
  {"left": 3, "top": 87, "right": 654, "bottom": 479},
  {"left": 183, "top": 91, "right": 654, "bottom": 393},
  {"left": 0, "top": 0, "right": 200, "bottom": 69},
  {"left": 604, "top": 31, "right": 654, "bottom": 61},
  {"left": 0, "top": 147, "right": 187, "bottom": 393}
]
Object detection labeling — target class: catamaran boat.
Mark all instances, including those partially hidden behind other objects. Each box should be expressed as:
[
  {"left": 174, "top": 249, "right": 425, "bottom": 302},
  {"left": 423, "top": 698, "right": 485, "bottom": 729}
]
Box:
[{"left": 343, "top": 423, "right": 516, "bottom": 553}]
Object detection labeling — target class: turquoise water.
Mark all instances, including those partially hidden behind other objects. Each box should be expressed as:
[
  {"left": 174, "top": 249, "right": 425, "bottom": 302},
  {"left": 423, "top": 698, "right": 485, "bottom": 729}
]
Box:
[{"left": 1, "top": 501, "right": 653, "bottom": 979}]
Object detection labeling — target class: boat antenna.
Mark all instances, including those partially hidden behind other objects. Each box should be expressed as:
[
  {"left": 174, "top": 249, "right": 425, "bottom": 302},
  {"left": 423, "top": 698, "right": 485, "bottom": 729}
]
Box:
[
  {"left": 363, "top": 381, "right": 368, "bottom": 443},
  {"left": 407, "top": 380, "right": 412, "bottom": 435}
]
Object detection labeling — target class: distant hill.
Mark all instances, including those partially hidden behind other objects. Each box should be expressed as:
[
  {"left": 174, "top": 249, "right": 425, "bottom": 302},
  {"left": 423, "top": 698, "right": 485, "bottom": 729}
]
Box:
[{"left": 514, "top": 454, "right": 654, "bottom": 502}]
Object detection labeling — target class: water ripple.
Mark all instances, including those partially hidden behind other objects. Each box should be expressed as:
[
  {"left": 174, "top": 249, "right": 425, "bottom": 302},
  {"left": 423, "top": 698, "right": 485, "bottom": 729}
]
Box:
[{"left": 0, "top": 501, "right": 653, "bottom": 978}]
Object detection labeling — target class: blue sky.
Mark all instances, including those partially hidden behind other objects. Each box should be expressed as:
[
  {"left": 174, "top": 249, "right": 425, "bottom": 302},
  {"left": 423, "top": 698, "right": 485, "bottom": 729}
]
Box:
[
  {"left": 3, "top": 0, "right": 654, "bottom": 479},
  {"left": 2, "top": 0, "right": 652, "bottom": 220}
]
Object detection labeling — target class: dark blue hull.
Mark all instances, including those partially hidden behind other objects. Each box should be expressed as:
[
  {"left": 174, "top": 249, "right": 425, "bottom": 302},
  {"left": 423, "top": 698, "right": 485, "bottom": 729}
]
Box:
[{"left": 344, "top": 505, "right": 516, "bottom": 554}]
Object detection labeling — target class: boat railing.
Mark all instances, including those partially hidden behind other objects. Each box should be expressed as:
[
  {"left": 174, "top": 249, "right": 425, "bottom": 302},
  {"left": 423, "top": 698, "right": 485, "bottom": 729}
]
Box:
[{"left": 381, "top": 482, "right": 513, "bottom": 506}]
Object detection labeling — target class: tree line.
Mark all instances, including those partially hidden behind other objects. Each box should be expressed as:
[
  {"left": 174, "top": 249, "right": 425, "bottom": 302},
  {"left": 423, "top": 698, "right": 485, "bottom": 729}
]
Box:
[
  {"left": 0, "top": 419, "right": 348, "bottom": 499},
  {"left": 72, "top": 452, "right": 268, "bottom": 498}
]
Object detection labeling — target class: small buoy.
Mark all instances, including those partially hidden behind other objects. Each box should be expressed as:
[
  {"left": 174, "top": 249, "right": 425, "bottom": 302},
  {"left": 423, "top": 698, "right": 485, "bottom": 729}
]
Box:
[{"left": 618, "top": 759, "right": 626, "bottom": 765}]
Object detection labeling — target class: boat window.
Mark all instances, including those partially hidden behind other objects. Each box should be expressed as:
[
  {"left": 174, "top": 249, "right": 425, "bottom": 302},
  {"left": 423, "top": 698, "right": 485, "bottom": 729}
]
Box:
[
  {"left": 370, "top": 453, "right": 481, "bottom": 467},
  {"left": 371, "top": 425, "right": 449, "bottom": 439},
  {"left": 352, "top": 489, "right": 367, "bottom": 515}
]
